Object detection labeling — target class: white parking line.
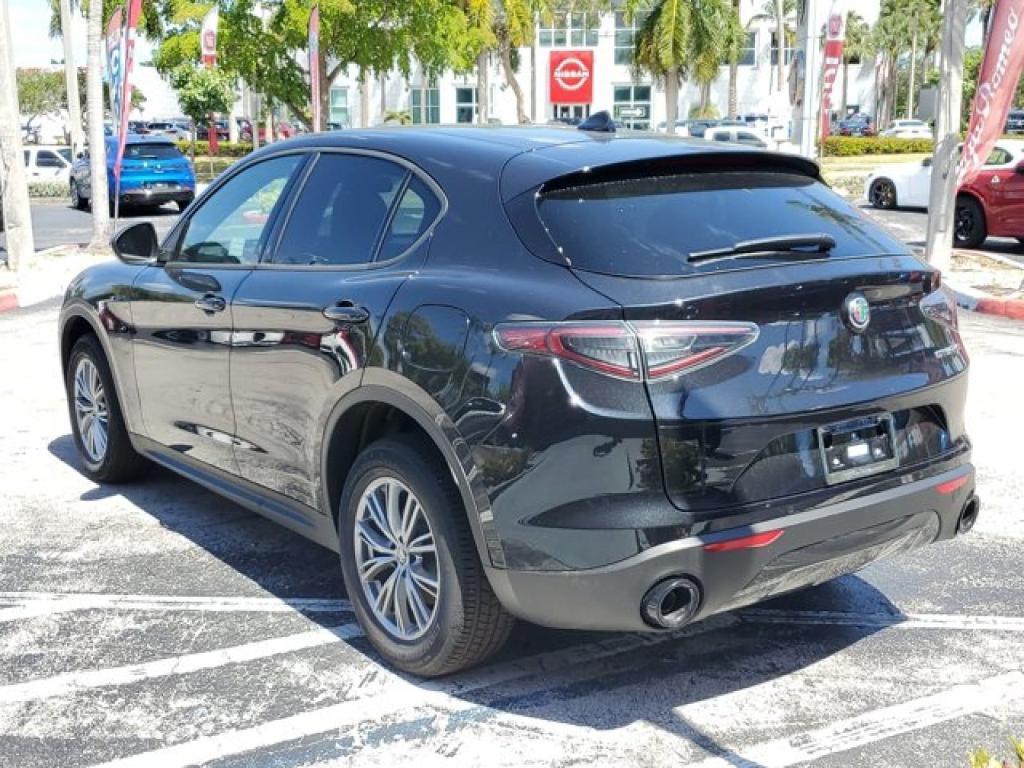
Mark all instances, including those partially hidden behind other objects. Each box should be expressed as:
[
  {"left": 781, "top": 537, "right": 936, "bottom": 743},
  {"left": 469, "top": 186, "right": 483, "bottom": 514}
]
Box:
[
  {"left": 0, "top": 624, "right": 361, "bottom": 705},
  {"left": 740, "top": 608, "right": 1024, "bottom": 632},
  {"left": 680, "top": 669, "right": 1024, "bottom": 768},
  {"left": 87, "top": 617, "right": 739, "bottom": 768}
]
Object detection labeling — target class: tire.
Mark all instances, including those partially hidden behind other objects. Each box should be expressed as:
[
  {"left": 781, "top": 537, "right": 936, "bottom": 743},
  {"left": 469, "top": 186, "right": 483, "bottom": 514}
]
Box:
[
  {"left": 868, "top": 178, "right": 898, "bottom": 209},
  {"left": 176, "top": 197, "right": 193, "bottom": 213},
  {"left": 65, "top": 335, "right": 147, "bottom": 483},
  {"left": 954, "top": 196, "right": 987, "bottom": 249},
  {"left": 338, "top": 435, "right": 514, "bottom": 677},
  {"left": 70, "top": 180, "right": 88, "bottom": 211}
]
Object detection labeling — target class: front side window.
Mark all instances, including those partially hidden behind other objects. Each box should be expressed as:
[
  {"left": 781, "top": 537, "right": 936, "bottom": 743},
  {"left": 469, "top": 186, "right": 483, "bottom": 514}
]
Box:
[
  {"left": 274, "top": 153, "right": 406, "bottom": 266},
  {"left": 177, "top": 155, "right": 302, "bottom": 265},
  {"left": 411, "top": 87, "right": 440, "bottom": 124}
]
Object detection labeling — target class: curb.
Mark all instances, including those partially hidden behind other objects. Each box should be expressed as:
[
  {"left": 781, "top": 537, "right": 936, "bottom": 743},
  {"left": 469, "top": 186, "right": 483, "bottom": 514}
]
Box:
[
  {"left": 0, "top": 290, "right": 18, "bottom": 313},
  {"left": 946, "top": 279, "right": 1024, "bottom": 320}
]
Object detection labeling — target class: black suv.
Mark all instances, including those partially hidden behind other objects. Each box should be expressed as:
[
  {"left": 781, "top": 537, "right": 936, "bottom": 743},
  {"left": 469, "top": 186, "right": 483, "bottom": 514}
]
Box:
[{"left": 60, "top": 127, "right": 976, "bottom": 676}]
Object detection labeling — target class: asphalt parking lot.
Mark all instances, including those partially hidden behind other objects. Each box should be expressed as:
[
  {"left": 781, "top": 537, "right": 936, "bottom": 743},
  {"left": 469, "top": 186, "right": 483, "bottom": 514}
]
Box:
[{"left": 0, "top": 274, "right": 1023, "bottom": 766}]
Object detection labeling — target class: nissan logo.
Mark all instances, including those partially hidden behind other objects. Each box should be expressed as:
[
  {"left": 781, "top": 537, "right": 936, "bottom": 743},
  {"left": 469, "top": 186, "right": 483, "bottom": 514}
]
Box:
[
  {"left": 843, "top": 292, "right": 871, "bottom": 333},
  {"left": 553, "top": 57, "right": 590, "bottom": 91}
]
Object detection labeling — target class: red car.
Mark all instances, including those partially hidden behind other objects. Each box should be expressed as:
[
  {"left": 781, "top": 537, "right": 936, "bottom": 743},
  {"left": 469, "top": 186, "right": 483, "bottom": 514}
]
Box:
[{"left": 955, "top": 141, "right": 1024, "bottom": 248}]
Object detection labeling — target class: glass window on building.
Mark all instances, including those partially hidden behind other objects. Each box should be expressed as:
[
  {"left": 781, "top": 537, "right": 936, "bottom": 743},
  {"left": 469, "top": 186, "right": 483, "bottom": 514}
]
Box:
[
  {"left": 740, "top": 31, "right": 756, "bottom": 66},
  {"left": 614, "top": 12, "right": 646, "bottom": 65},
  {"left": 538, "top": 12, "right": 567, "bottom": 46},
  {"left": 456, "top": 86, "right": 477, "bottom": 124},
  {"left": 329, "top": 87, "right": 349, "bottom": 129},
  {"left": 770, "top": 33, "right": 794, "bottom": 66},
  {"left": 411, "top": 87, "right": 440, "bottom": 125},
  {"left": 612, "top": 84, "right": 651, "bottom": 130},
  {"left": 568, "top": 12, "right": 599, "bottom": 46}
]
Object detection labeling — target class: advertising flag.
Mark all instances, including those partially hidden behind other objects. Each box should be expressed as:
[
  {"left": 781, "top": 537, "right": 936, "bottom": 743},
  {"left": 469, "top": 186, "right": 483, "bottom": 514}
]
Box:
[
  {"left": 959, "top": 0, "right": 1024, "bottom": 182},
  {"left": 309, "top": 4, "right": 321, "bottom": 131},
  {"left": 819, "top": 0, "right": 847, "bottom": 141},
  {"left": 105, "top": 7, "right": 124, "bottom": 124},
  {"left": 113, "top": 0, "right": 142, "bottom": 211},
  {"left": 201, "top": 6, "right": 219, "bottom": 67}
]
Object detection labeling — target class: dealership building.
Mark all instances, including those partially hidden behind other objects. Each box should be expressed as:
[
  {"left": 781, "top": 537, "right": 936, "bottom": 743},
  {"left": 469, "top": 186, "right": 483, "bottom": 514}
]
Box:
[{"left": 308, "top": 0, "right": 881, "bottom": 132}]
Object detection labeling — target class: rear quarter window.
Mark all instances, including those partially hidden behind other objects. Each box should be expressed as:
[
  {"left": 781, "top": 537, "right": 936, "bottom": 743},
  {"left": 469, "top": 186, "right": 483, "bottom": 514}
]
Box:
[{"left": 532, "top": 170, "right": 909, "bottom": 276}]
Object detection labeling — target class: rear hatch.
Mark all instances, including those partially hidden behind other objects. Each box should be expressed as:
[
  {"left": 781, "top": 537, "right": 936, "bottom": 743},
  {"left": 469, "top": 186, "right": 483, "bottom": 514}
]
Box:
[
  {"left": 118, "top": 142, "right": 194, "bottom": 189},
  {"left": 505, "top": 151, "right": 969, "bottom": 517}
]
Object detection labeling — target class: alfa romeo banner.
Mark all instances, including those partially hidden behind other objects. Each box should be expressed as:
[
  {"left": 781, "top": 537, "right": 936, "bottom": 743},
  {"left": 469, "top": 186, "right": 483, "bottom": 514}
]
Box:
[
  {"left": 113, "top": 0, "right": 142, "bottom": 202},
  {"left": 959, "top": 0, "right": 1024, "bottom": 181},
  {"left": 105, "top": 7, "right": 123, "bottom": 125},
  {"left": 819, "top": 0, "right": 847, "bottom": 140},
  {"left": 201, "top": 6, "right": 219, "bottom": 67}
]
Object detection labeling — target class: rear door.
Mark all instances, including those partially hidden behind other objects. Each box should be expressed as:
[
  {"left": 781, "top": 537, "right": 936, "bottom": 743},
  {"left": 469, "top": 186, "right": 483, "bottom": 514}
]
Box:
[
  {"left": 228, "top": 150, "right": 443, "bottom": 508},
  {"left": 515, "top": 160, "right": 969, "bottom": 514}
]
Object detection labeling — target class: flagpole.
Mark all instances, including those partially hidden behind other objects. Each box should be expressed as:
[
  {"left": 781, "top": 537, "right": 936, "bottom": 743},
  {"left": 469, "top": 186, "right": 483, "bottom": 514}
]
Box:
[{"left": 113, "top": 3, "right": 126, "bottom": 227}]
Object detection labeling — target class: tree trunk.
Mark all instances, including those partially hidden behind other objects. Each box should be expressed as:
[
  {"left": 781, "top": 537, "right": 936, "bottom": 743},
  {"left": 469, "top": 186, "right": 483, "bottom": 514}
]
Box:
[
  {"left": 476, "top": 51, "right": 488, "bottom": 124},
  {"left": 265, "top": 107, "right": 273, "bottom": 144},
  {"left": 59, "top": 0, "right": 84, "bottom": 154},
  {"left": 0, "top": 0, "right": 35, "bottom": 270},
  {"left": 775, "top": 0, "right": 785, "bottom": 92},
  {"left": 841, "top": 58, "right": 849, "bottom": 117},
  {"left": 728, "top": 59, "right": 738, "bottom": 119},
  {"left": 318, "top": 55, "right": 330, "bottom": 131},
  {"left": 499, "top": 41, "right": 528, "bottom": 124},
  {"left": 359, "top": 69, "right": 369, "bottom": 128},
  {"left": 379, "top": 73, "right": 386, "bottom": 119},
  {"left": 907, "top": 29, "right": 918, "bottom": 119},
  {"left": 86, "top": 0, "right": 109, "bottom": 248},
  {"left": 665, "top": 73, "right": 679, "bottom": 132}
]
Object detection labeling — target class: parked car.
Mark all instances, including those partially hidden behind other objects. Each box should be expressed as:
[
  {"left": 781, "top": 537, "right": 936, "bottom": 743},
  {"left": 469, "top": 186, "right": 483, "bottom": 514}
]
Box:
[
  {"left": 865, "top": 140, "right": 1024, "bottom": 247},
  {"left": 69, "top": 134, "right": 196, "bottom": 213},
  {"left": 23, "top": 145, "right": 73, "bottom": 184},
  {"left": 196, "top": 120, "right": 230, "bottom": 141},
  {"left": 146, "top": 121, "right": 191, "bottom": 141},
  {"left": 703, "top": 126, "right": 768, "bottom": 148},
  {"left": 62, "top": 127, "right": 974, "bottom": 677},
  {"left": 879, "top": 119, "right": 932, "bottom": 138},
  {"left": 837, "top": 114, "right": 874, "bottom": 136},
  {"left": 1005, "top": 109, "right": 1024, "bottom": 134}
]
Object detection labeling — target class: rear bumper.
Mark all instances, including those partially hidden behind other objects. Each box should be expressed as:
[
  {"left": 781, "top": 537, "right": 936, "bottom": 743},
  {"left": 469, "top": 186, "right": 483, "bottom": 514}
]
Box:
[
  {"left": 485, "top": 464, "right": 975, "bottom": 632},
  {"left": 118, "top": 187, "right": 194, "bottom": 205}
]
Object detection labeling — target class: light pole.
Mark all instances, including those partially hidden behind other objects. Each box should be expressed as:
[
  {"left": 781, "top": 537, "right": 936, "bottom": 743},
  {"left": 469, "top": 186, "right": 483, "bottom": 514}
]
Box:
[{"left": 924, "top": 0, "right": 969, "bottom": 273}]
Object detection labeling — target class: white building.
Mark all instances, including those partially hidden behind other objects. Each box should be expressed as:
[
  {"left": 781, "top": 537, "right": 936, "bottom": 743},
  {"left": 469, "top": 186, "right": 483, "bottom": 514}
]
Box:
[{"left": 315, "top": 0, "right": 880, "bottom": 133}]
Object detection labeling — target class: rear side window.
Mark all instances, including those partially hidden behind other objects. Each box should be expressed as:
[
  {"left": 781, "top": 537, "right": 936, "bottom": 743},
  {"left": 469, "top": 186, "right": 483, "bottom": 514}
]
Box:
[
  {"left": 534, "top": 171, "right": 908, "bottom": 276},
  {"left": 274, "top": 153, "right": 406, "bottom": 266},
  {"left": 378, "top": 176, "right": 441, "bottom": 261}
]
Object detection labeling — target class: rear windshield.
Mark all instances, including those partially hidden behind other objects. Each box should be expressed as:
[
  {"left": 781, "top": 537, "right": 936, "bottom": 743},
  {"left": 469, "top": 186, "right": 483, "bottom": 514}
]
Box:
[
  {"left": 123, "top": 143, "right": 183, "bottom": 160},
  {"left": 535, "top": 171, "right": 908, "bottom": 276}
]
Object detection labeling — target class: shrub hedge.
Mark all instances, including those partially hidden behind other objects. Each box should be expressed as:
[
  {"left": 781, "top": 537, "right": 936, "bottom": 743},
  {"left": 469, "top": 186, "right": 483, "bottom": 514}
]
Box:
[
  {"left": 175, "top": 140, "right": 252, "bottom": 158},
  {"left": 822, "top": 137, "right": 934, "bottom": 156},
  {"left": 28, "top": 181, "right": 69, "bottom": 198}
]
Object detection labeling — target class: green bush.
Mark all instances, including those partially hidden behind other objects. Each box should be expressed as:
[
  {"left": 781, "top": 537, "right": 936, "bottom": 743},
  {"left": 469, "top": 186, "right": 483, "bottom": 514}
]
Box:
[
  {"left": 175, "top": 140, "right": 252, "bottom": 158},
  {"left": 822, "top": 136, "right": 935, "bottom": 156},
  {"left": 28, "top": 180, "right": 69, "bottom": 198}
]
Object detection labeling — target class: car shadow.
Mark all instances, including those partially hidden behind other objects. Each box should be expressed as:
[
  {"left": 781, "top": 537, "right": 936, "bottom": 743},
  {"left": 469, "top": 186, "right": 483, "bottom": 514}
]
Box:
[{"left": 49, "top": 433, "right": 903, "bottom": 763}]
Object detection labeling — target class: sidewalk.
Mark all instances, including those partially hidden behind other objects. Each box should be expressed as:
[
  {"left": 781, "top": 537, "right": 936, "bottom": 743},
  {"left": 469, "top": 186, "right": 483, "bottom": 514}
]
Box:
[
  {"left": 945, "top": 249, "right": 1024, "bottom": 320},
  {"left": 0, "top": 246, "right": 113, "bottom": 313}
]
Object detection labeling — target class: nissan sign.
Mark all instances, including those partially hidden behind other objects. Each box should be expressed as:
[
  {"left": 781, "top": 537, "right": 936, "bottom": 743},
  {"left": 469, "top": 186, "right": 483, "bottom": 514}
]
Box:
[{"left": 549, "top": 50, "right": 594, "bottom": 104}]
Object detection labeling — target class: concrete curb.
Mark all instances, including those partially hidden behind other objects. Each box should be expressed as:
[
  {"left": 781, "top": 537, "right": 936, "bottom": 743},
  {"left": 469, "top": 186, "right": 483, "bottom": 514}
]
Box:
[{"left": 946, "top": 278, "right": 1024, "bottom": 320}]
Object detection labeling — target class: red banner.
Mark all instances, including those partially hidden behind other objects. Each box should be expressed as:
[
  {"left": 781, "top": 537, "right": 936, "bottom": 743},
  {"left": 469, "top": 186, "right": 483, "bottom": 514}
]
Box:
[
  {"left": 309, "top": 4, "right": 321, "bottom": 131},
  {"left": 200, "top": 6, "right": 218, "bottom": 67},
  {"left": 113, "top": 0, "right": 141, "bottom": 189},
  {"left": 819, "top": 2, "right": 847, "bottom": 141},
  {"left": 960, "top": 0, "right": 1024, "bottom": 181},
  {"left": 549, "top": 50, "right": 593, "bottom": 104}
]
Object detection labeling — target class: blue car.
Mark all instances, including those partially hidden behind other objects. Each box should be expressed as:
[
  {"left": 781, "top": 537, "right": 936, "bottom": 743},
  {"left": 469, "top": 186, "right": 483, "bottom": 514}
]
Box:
[{"left": 70, "top": 134, "right": 196, "bottom": 213}]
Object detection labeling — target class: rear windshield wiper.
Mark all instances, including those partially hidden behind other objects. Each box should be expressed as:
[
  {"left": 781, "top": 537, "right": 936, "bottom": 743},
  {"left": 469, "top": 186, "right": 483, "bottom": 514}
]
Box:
[{"left": 688, "top": 233, "right": 837, "bottom": 264}]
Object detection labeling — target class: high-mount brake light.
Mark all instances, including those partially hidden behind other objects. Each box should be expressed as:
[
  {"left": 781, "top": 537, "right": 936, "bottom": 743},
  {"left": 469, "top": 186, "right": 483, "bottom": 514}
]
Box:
[{"left": 494, "top": 321, "right": 758, "bottom": 381}]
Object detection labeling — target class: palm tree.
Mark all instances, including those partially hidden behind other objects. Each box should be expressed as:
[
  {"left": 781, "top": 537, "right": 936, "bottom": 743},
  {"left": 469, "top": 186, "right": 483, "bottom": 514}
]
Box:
[
  {"left": 750, "top": 0, "right": 795, "bottom": 94},
  {"left": 85, "top": 0, "right": 109, "bottom": 247},
  {"left": 840, "top": 11, "right": 870, "bottom": 117},
  {"left": 48, "top": 0, "right": 85, "bottom": 154},
  {"left": 725, "top": 0, "right": 744, "bottom": 119}
]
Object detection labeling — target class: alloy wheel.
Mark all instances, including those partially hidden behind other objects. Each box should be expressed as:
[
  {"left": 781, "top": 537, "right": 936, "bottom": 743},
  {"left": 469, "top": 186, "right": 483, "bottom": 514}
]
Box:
[
  {"left": 73, "top": 357, "right": 109, "bottom": 463},
  {"left": 353, "top": 477, "right": 440, "bottom": 641},
  {"left": 955, "top": 205, "right": 974, "bottom": 241},
  {"left": 870, "top": 181, "right": 895, "bottom": 208}
]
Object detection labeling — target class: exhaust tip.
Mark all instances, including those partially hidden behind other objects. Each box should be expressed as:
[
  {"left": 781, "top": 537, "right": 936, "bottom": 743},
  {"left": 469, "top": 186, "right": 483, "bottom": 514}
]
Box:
[
  {"left": 958, "top": 496, "right": 980, "bottom": 534},
  {"left": 641, "top": 577, "right": 702, "bottom": 629}
]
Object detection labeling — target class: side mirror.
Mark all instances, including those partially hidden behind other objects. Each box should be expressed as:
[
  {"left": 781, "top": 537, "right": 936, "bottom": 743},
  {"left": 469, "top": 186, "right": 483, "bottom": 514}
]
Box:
[
  {"left": 111, "top": 221, "right": 159, "bottom": 264},
  {"left": 922, "top": 157, "right": 933, "bottom": 168}
]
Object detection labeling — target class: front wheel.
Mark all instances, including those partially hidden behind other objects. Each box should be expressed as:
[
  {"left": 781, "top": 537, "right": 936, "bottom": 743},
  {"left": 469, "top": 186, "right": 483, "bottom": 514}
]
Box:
[
  {"left": 954, "top": 197, "right": 987, "bottom": 249},
  {"left": 338, "top": 436, "right": 514, "bottom": 677},
  {"left": 70, "top": 180, "right": 89, "bottom": 211}
]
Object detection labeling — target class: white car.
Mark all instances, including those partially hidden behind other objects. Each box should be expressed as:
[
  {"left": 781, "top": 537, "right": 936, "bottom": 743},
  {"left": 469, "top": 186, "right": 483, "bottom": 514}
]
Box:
[
  {"left": 146, "top": 121, "right": 192, "bottom": 141},
  {"left": 704, "top": 126, "right": 768, "bottom": 148},
  {"left": 23, "top": 145, "right": 73, "bottom": 184},
  {"left": 879, "top": 119, "right": 932, "bottom": 138},
  {"left": 864, "top": 140, "right": 1024, "bottom": 209}
]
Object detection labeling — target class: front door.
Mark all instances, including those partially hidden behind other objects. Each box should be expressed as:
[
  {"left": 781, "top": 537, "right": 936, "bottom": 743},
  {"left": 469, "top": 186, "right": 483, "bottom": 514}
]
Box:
[
  {"left": 130, "top": 153, "right": 305, "bottom": 472},
  {"left": 981, "top": 162, "right": 1024, "bottom": 235},
  {"left": 229, "top": 151, "right": 443, "bottom": 509}
]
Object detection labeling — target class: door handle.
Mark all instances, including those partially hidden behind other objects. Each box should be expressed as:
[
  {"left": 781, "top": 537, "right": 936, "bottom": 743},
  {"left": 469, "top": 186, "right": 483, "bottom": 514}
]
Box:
[
  {"left": 195, "top": 294, "right": 227, "bottom": 313},
  {"left": 323, "top": 302, "right": 370, "bottom": 323}
]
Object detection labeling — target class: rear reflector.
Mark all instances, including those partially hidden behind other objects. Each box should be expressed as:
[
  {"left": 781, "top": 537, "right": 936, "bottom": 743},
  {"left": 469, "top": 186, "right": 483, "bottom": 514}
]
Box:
[
  {"left": 703, "top": 530, "right": 783, "bottom": 553},
  {"left": 936, "top": 474, "right": 969, "bottom": 495},
  {"left": 494, "top": 320, "right": 758, "bottom": 381}
]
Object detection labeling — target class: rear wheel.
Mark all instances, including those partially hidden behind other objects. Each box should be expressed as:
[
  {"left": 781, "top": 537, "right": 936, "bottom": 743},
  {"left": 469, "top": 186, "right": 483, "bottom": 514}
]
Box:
[
  {"left": 70, "top": 180, "right": 88, "bottom": 211},
  {"left": 66, "top": 335, "right": 147, "bottom": 483},
  {"left": 338, "top": 435, "right": 514, "bottom": 677},
  {"left": 176, "top": 197, "right": 193, "bottom": 213},
  {"left": 868, "top": 178, "right": 897, "bottom": 209},
  {"left": 954, "top": 196, "right": 987, "bottom": 249}
]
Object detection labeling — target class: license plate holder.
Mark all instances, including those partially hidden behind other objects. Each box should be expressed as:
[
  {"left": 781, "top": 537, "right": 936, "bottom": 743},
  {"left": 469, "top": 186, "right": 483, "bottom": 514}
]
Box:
[{"left": 818, "top": 414, "right": 898, "bottom": 485}]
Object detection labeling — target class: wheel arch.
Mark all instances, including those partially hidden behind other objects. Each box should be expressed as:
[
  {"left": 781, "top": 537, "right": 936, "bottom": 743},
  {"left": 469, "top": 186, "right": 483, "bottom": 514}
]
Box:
[{"left": 319, "top": 380, "right": 504, "bottom": 570}]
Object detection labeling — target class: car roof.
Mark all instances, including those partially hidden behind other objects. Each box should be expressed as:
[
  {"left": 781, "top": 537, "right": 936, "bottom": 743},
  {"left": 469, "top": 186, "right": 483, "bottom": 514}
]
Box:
[
  {"left": 106, "top": 133, "right": 179, "bottom": 144},
  {"left": 244, "top": 125, "right": 818, "bottom": 199}
]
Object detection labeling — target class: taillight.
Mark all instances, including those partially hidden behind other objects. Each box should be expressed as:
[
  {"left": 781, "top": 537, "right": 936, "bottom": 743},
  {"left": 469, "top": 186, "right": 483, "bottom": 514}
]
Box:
[
  {"left": 920, "top": 285, "right": 959, "bottom": 330},
  {"left": 494, "top": 321, "right": 758, "bottom": 381}
]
